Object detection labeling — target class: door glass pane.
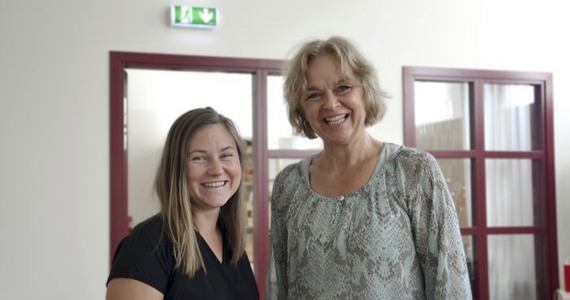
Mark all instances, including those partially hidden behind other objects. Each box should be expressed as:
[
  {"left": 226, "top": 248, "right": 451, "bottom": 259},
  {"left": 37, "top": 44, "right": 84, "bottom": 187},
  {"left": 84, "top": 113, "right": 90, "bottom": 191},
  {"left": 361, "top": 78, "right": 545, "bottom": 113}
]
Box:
[
  {"left": 484, "top": 83, "right": 538, "bottom": 151},
  {"left": 488, "top": 234, "right": 540, "bottom": 300},
  {"left": 414, "top": 81, "right": 471, "bottom": 150},
  {"left": 267, "top": 75, "right": 323, "bottom": 150},
  {"left": 436, "top": 159, "right": 473, "bottom": 227},
  {"left": 486, "top": 159, "right": 541, "bottom": 227}
]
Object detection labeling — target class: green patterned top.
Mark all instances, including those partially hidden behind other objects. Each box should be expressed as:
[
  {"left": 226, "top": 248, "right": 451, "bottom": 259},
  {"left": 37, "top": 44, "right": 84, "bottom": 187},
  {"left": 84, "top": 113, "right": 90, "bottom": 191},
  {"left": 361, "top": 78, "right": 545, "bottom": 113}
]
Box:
[{"left": 268, "top": 143, "right": 472, "bottom": 300}]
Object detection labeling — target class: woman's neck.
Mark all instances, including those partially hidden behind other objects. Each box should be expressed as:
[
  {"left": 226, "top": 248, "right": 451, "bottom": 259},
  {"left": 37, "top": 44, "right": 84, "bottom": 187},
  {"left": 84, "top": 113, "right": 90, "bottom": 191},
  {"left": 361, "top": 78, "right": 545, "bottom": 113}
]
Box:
[
  {"left": 316, "top": 134, "right": 383, "bottom": 169},
  {"left": 192, "top": 210, "right": 220, "bottom": 236},
  {"left": 193, "top": 212, "right": 223, "bottom": 262}
]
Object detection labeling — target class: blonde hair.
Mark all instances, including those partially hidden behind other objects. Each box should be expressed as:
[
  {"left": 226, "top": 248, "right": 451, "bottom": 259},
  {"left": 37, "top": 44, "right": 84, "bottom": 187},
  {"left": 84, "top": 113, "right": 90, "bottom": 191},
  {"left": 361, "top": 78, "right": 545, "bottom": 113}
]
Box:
[
  {"left": 154, "top": 107, "right": 248, "bottom": 277},
  {"left": 283, "top": 36, "right": 389, "bottom": 139}
]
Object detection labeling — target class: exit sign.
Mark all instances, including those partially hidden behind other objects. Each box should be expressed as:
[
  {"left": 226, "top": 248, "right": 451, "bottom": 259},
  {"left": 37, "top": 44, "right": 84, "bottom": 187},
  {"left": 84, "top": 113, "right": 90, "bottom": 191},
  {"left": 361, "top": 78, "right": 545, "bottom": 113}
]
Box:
[{"left": 170, "top": 5, "right": 218, "bottom": 29}]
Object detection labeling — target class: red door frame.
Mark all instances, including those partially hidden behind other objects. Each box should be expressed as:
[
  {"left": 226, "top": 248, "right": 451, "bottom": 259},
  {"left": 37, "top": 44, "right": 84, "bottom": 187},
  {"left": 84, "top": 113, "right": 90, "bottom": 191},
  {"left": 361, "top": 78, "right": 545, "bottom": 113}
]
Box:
[{"left": 109, "top": 51, "right": 283, "bottom": 297}]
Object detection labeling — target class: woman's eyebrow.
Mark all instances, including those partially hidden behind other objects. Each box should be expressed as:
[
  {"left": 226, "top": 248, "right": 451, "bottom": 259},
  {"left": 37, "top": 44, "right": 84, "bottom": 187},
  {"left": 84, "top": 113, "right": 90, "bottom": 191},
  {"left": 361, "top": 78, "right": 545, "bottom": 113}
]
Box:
[{"left": 221, "top": 146, "right": 237, "bottom": 152}]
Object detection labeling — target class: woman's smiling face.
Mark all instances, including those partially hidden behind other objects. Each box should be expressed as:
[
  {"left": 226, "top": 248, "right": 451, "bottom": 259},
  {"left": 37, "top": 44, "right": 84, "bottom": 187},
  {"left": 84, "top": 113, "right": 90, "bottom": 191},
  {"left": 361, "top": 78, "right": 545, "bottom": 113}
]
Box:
[
  {"left": 302, "top": 54, "right": 367, "bottom": 145},
  {"left": 186, "top": 124, "right": 242, "bottom": 213}
]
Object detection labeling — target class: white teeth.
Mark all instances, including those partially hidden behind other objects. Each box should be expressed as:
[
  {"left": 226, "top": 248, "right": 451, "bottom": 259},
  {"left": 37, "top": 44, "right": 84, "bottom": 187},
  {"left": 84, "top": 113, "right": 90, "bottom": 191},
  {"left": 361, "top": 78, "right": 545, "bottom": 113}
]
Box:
[
  {"left": 203, "top": 181, "right": 225, "bottom": 187},
  {"left": 326, "top": 114, "right": 347, "bottom": 125}
]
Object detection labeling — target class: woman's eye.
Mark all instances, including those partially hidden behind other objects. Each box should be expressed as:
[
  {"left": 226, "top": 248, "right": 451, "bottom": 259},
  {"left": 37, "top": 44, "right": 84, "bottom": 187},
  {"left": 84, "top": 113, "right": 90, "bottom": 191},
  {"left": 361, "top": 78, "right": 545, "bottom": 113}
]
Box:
[
  {"left": 221, "top": 153, "right": 234, "bottom": 160},
  {"left": 336, "top": 85, "right": 351, "bottom": 95},
  {"left": 306, "top": 92, "right": 320, "bottom": 101},
  {"left": 191, "top": 155, "right": 207, "bottom": 162}
]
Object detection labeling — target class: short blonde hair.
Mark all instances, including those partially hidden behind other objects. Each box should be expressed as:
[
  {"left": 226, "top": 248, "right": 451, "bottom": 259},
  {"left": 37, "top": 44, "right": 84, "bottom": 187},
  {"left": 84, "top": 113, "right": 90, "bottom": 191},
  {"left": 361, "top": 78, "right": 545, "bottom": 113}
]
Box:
[{"left": 283, "top": 36, "right": 388, "bottom": 139}]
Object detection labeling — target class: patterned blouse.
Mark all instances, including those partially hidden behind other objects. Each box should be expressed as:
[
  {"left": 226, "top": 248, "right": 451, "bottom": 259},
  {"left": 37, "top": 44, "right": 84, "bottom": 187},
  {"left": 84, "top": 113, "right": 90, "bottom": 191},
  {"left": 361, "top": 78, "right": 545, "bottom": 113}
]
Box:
[{"left": 267, "top": 143, "right": 472, "bottom": 300}]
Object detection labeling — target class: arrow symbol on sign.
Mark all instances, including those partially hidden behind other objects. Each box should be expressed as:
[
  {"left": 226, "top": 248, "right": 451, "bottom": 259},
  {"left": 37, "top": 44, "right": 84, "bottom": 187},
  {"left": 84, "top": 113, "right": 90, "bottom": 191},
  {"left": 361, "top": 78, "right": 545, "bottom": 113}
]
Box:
[{"left": 199, "top": 8, "right": 213, "bottom": 23}]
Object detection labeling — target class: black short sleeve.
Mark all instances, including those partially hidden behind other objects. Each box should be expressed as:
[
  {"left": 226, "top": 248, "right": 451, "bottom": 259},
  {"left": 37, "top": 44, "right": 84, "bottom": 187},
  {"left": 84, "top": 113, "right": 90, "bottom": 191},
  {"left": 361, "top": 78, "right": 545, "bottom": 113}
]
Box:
[
  {"left": 107, "top": 215, "right": 259, "bottom": 299},
  {"left": 107, "top": 215, "right": 173, "bottom": 293}
]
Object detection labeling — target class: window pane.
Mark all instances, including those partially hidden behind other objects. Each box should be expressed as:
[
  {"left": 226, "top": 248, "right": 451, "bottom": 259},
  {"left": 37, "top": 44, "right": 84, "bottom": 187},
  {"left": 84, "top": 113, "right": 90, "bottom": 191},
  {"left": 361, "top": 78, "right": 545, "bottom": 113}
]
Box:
[
  {"left": 436, "top": 159, "right": 473, "bottom": 227},
  {"left": 484, "top": 84, "right": 538, "bottom": 151},
  {"left": 488, "top": 234, "right": 539, "bottom": 300},
  {"left": 414, "top": 81, "right": 471, "bottom": 150},
  {"left": 486, "top": 159, "right": 541, "bottom": 227},
  {"left": 267, "top": 75, "right": 323, "bottom": 150}
]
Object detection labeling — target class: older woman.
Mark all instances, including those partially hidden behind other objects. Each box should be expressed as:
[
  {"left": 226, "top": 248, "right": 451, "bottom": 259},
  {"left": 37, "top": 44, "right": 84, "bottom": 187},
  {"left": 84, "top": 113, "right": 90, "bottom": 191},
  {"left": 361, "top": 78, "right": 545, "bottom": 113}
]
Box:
[{"left": 268, "top": 36, "right": 472, "bottom": 299}]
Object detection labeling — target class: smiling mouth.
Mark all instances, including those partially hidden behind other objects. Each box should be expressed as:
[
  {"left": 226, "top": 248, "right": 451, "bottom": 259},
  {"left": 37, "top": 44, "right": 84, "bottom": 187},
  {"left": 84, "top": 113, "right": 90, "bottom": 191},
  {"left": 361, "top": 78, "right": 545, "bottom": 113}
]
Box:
[
  {"left": 325, "top": 114, "right": 348, "bottom": 125},
  {"left": 202, "top": 181, "right": 227, "bottom": 188}
]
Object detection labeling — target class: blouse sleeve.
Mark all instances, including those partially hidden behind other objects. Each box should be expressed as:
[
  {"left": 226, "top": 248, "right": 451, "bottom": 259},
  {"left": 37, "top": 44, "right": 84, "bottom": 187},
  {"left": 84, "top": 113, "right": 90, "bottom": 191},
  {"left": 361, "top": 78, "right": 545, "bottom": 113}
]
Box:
[{"left": 405, "top": 152, "right": 472, "bottom": 299}]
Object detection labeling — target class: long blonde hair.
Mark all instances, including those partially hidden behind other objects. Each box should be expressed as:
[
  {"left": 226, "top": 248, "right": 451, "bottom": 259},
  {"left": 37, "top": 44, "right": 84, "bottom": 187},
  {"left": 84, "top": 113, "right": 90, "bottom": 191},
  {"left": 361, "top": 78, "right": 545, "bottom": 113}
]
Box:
[{"left": 154, "top": 107, "right": 248, "bottom": 277}]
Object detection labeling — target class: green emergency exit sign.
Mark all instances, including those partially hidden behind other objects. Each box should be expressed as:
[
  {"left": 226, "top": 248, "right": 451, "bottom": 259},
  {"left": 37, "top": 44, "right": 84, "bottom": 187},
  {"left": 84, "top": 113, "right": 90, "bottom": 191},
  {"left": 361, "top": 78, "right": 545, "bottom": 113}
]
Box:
[{"left": 170, "top": 5, "right": 218, "bottom": 29}]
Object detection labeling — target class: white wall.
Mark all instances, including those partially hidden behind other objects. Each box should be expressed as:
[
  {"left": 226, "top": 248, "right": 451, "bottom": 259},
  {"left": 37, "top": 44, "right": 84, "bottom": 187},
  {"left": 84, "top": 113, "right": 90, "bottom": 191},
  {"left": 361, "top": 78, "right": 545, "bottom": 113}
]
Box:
[{"left": 0, "top": 0, "right": 568, "bottom": 299}]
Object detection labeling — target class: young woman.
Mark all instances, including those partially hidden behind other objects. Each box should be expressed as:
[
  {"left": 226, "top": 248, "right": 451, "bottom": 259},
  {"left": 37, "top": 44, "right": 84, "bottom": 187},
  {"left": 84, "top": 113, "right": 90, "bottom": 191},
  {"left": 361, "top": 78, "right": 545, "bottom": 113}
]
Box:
[{"left": 107, "top": 107, "right": 259, "bottom": 300}]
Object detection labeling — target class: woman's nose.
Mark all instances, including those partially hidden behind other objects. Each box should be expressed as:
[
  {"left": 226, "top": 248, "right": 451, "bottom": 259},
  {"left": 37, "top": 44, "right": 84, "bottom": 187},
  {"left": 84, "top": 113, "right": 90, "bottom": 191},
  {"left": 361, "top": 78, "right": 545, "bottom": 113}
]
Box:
[
  {"left": 323, "top": 92, "right": 339, "bottom": 109},
  {"left": 208, "top": 159, "right": 223, "bottom": 175}
]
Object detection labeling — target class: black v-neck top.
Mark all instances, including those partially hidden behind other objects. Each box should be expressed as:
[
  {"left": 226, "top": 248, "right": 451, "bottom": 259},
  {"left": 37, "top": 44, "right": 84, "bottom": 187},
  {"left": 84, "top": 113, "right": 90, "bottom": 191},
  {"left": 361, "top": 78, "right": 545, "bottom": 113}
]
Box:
[{"left": 108, "top": 215, "right": 259, "bottom": 300}]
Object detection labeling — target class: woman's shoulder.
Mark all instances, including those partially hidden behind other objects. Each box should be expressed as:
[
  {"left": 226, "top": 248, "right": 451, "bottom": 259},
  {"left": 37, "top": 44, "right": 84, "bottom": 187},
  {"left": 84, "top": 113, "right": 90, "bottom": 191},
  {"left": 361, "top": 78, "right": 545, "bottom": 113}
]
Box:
[
  {"left": 381, "top": 145, "right": 447, "bottom": 196},
  {"left": 387, "top": 143, "right": 438, "bottom": 167},
  {"left": 123, "top": 214, "right": 168, "bottom": 247},
  {"left": 379, "top": 144, "right": 443, "bottom": 187},
  {"left": 108, "top": 214, "right": 174, "bottom": 293},
  {"left": 271, "top": 158, "right": 309, "bottom": 206},
  {"left": 111, "top": 214, "right": 172, "bottom": 270},
  {"left": 274, "top": 158, "right": 306, "bottom": 184},
  {"left": 130, "top": 214, "right": 163, "bottom": 235}
]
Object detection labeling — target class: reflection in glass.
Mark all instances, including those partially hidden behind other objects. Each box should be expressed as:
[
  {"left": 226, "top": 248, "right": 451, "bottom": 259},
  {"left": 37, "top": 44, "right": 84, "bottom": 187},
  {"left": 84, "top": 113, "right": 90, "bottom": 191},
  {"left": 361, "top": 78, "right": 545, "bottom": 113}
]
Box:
[
  {"left": 267, "top": 75, "right": 323, "bottom": 150},
  {"left": 488, "top": 234, "right": 539, "bottom": 300},
  {"left": 436, "top": 159, "right": 473, "bottom": 227},
  {"left": 414, "top": 81, "right": 471, "bottom": 150},
  {"left": 486, "top": 159, "right": 540, "bottom": 227},
  {"left": 484, "top": 84, "right": 538, "bottom": 151}
]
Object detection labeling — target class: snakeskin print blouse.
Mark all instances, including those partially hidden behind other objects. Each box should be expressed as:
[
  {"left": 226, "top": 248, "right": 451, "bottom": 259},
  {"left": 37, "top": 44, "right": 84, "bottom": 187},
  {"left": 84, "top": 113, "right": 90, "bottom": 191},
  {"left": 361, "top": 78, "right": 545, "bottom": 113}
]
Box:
[{"left": 268, "top": 143, "right": 472, "bottom": 300}]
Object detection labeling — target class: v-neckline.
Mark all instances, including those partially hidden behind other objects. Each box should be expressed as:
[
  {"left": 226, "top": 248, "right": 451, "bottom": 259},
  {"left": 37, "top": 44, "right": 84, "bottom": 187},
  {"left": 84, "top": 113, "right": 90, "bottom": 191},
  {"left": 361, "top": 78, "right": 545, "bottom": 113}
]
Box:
[{"left": 196, "top": 230, "right": 225, "bottom": 264}]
